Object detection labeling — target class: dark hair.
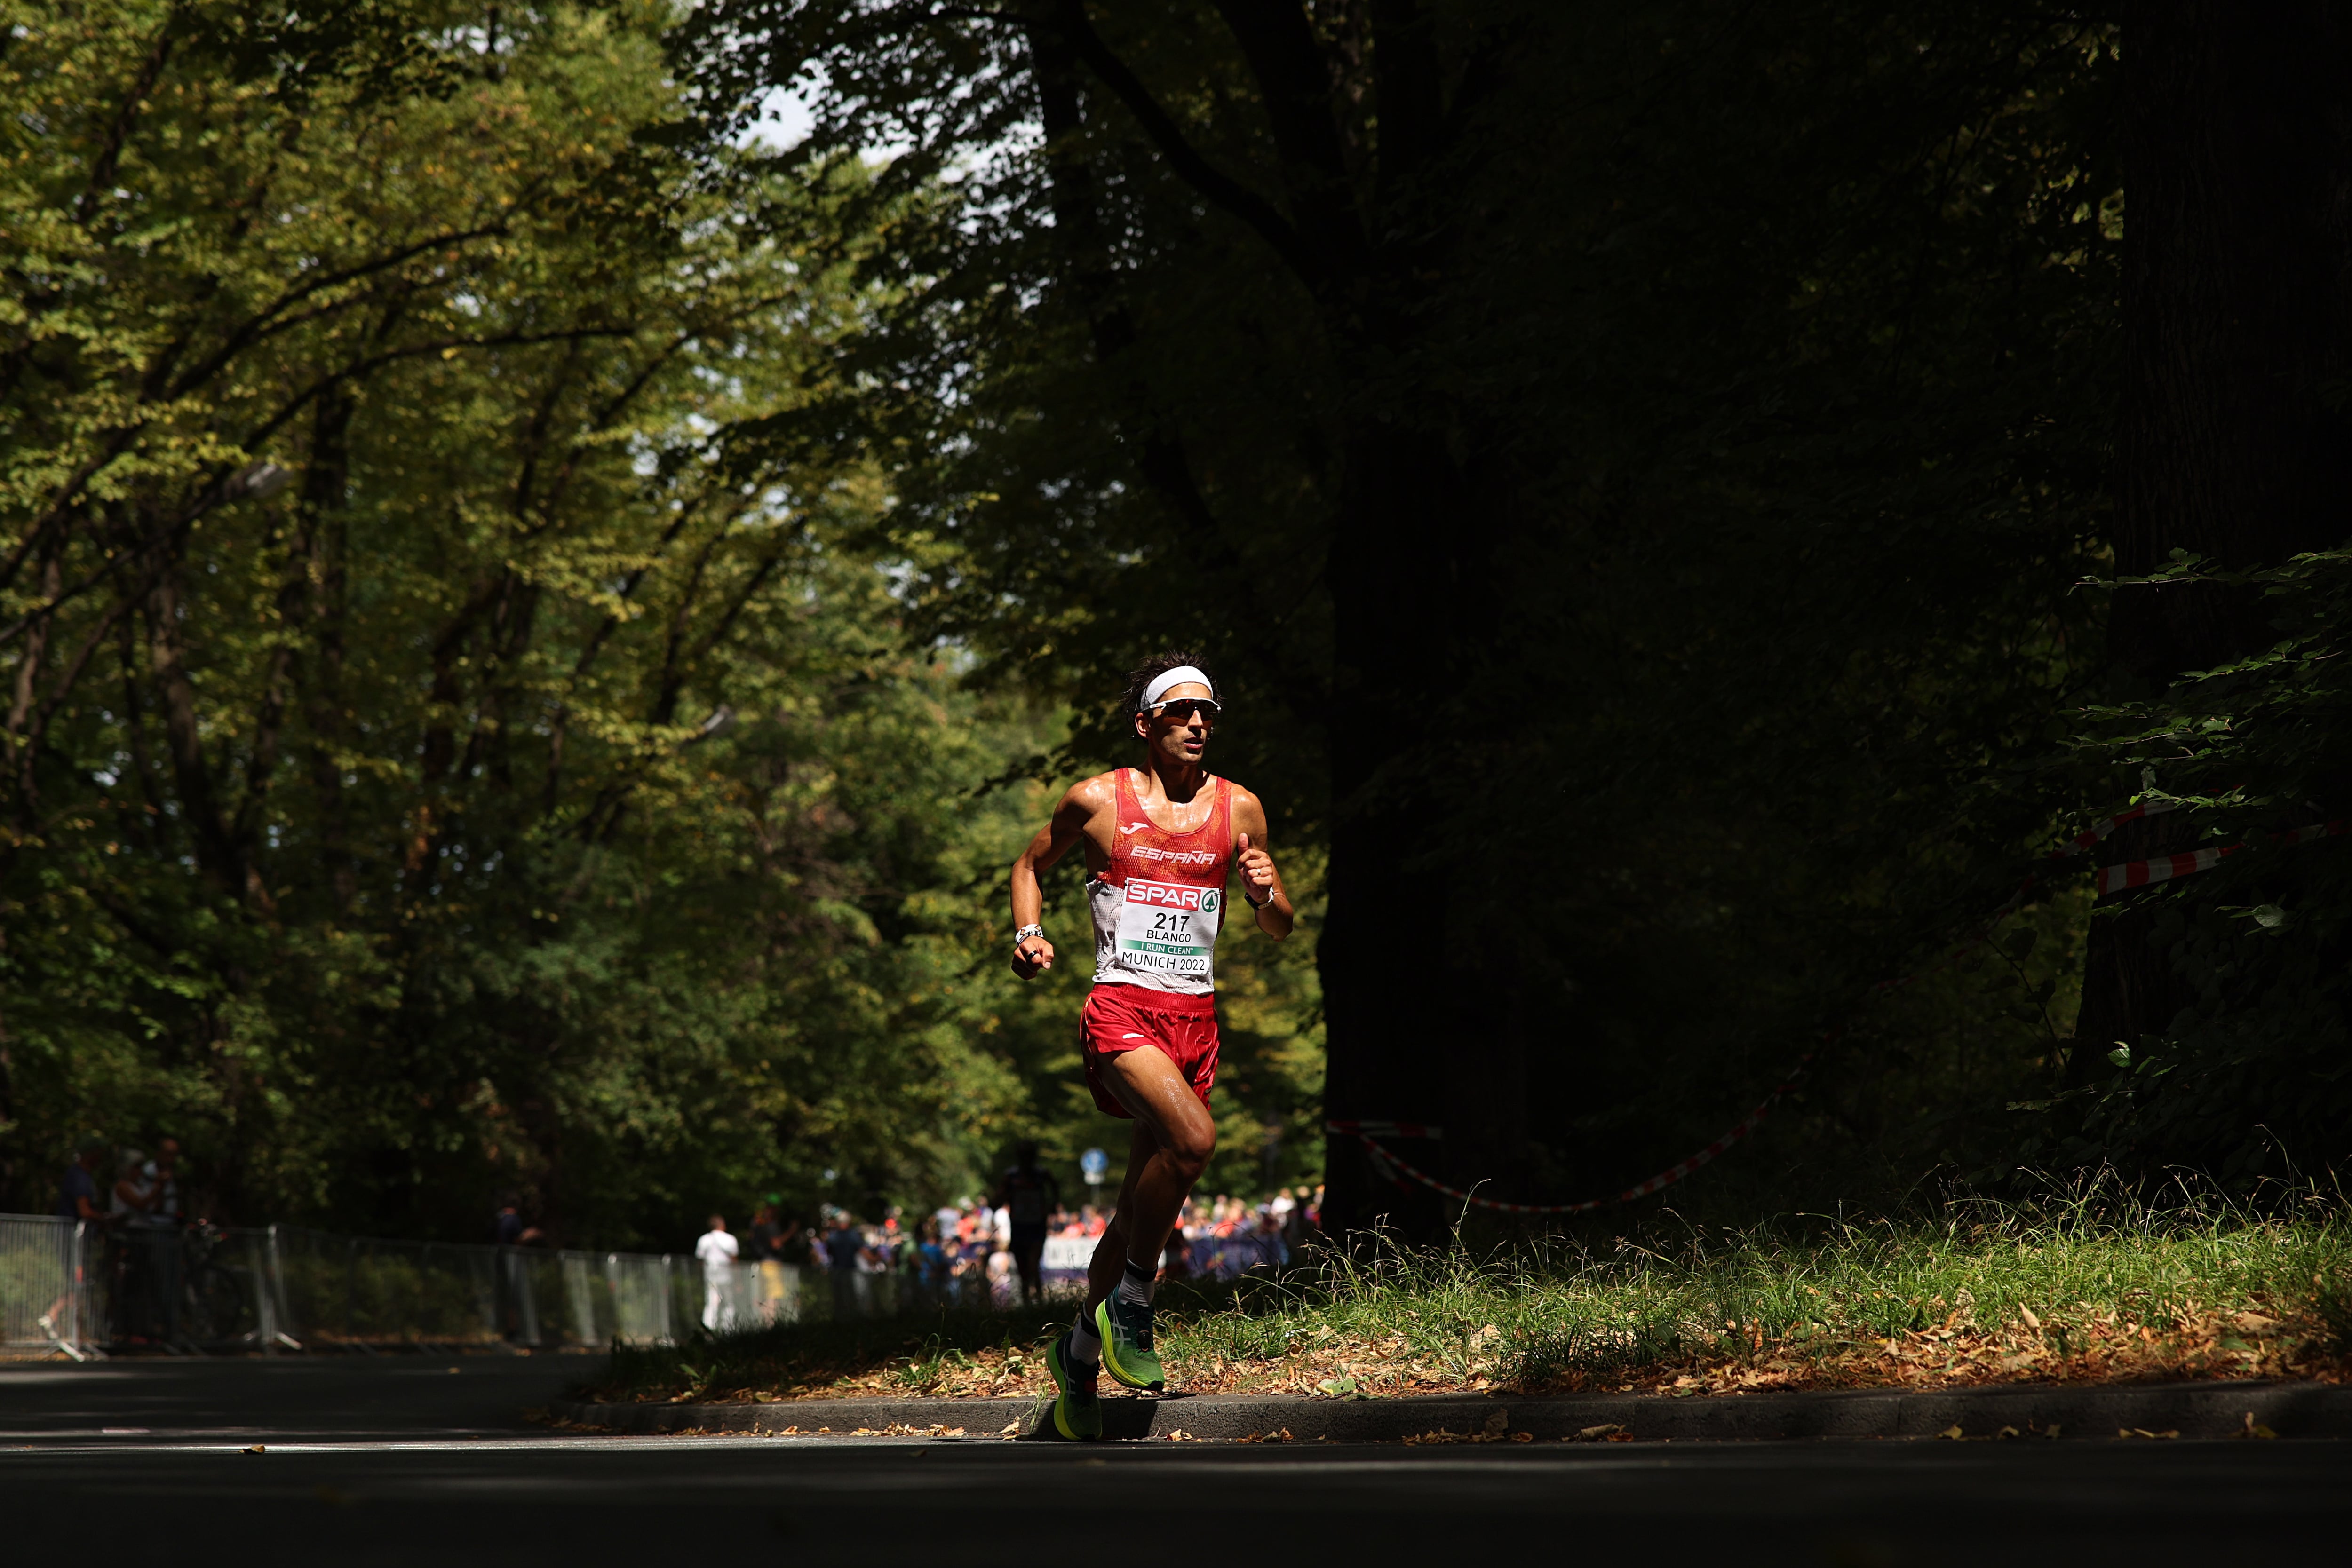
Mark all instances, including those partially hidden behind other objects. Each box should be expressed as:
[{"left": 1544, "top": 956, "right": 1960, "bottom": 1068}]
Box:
[{"left": 1120, "top": 649, "right": 1219, "bottom": 716}]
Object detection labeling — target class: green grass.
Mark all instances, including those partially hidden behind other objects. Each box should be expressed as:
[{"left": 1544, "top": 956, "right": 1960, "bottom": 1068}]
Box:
[{"left": 578, "top": 1187, "right": 2352, "bottom": 1406}]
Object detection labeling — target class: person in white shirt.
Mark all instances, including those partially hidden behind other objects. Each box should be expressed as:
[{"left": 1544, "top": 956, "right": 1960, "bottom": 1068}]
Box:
[{"left": 695, "top": 1214, "right": 739, "bottom": 1331}]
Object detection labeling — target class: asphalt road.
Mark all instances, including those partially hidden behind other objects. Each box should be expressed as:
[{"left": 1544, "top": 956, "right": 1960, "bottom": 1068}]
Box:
[{"left": 5, "top": 1357, "right": 2348, "bottom": 1565}]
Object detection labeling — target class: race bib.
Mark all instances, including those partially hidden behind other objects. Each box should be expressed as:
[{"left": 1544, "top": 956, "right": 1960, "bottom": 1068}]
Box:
[{"left": 1114, "top": 878, "right": 1222, "bottom": 978}]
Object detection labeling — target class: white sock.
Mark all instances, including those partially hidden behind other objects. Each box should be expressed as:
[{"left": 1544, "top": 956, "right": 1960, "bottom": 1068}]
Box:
[
  {"left": 1068, "top": 1317, "right": 1101, "bottom": 1371},
  {"left": 1115, "top": 1257, "right": 1156, "bottom": 1307}
]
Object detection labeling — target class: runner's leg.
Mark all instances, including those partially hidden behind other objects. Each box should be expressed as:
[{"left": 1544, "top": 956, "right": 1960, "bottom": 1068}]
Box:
[
  {"left": 1086, "top": 1120, "right": 1159, "bottom": 1310},
  {"left": 1086, "top": 1043, "right": 1216, "bottom": 1310}
]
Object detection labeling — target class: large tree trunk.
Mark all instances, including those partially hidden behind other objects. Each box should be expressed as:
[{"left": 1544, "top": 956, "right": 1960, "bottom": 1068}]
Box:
[
  {"left": 1037, "top": 1, "right": 1528, "bottom": 1238},
  {"left": 2072, "top": 0, "right": 2352, "bottom": 1080},
  {"left": 1318, "top": 417, "right": 1520, "bottom": 1241}
]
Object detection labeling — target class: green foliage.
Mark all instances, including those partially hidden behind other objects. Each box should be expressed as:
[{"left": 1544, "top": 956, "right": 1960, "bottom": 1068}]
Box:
[
  {"left": 0, "top": 0, "right": 1163, "bottom": 1243},
  {"left": 2032, "top": 549, "right": 2352, "bottom": 1180}
]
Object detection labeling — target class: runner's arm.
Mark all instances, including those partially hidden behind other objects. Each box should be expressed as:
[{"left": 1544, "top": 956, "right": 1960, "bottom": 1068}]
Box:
[
  {"left": 1230, "top": 791, "right": 1294, "bottom": 939},
  {"left": 1009, "top": 778, "right": 1106, "bottom": 977}
]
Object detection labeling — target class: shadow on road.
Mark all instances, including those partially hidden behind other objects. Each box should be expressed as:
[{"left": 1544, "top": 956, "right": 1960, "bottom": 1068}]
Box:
[{"left": 5, "top": 1358, "right": 2351, "bottom": 1566}]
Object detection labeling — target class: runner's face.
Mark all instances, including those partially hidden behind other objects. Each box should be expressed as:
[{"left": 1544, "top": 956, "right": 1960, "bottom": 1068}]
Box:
[{"left": 1136, "top": 680, "right": 1214, "bottom": 767}]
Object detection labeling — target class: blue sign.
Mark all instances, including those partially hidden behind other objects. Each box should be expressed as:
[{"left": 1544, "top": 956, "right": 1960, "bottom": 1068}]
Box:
[{"left": 1080, "top": 1147, "right": 1109, "bottom": 1180}]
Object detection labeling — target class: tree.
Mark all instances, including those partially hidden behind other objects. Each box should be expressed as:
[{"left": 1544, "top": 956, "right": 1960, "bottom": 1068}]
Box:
[
  {"left": 0, "top": 0, "right": 1099, "bottom": 1241},
  {"left": 688, "top": 2, "right": 2125, "bottom": 1231},
  {"left": 2069, "top": 1, "right": 2352, "bottom": 1093}
]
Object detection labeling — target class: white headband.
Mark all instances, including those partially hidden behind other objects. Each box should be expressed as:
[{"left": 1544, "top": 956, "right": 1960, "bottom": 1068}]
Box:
[{"left": 1139, "top": 665, "right": 1216, "bottom": 711}]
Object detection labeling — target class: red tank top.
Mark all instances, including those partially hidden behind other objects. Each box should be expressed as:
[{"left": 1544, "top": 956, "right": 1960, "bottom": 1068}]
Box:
[{"left": 1087, "top": 770, "right": 1233, "bottom": 998}]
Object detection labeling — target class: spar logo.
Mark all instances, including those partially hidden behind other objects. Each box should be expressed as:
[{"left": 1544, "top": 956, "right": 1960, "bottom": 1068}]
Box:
[{"left": 1125, "top": 879, "right": 1218, "bottom": 913}]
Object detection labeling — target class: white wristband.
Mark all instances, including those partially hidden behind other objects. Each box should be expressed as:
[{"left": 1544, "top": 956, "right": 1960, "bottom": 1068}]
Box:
[{"left": 1013, "top": 923, "right": 1044, "bottom": 947}]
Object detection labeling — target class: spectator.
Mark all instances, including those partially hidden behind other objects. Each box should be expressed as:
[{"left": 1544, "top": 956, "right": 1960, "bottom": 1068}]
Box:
[
  {"left": 1254, "top": 1204, "right": 1292, "bottom": 1270},
  {"left": 1164, "top": 1189, "right": 1315, "bottom": 1281},
  {"left": 146, "top": 1138, "right": 184, "bottom": 1227},
  {"left": 696, "top": 1214, "right": 739, "bottom": 1331},
  {"left": 855, "top": 1219, "right": 892, "bottom": 1310},
  {"left": 490, "top": 1190, "right": 545, "bottom": 1340},
  {"left": 896, "top": 1222, "right": 927, "bottom": 1299},
  {"left": 491, "top": 1191, "right": 543, "bottom": 1247},
  {"left": 947, "top": 1232, "right": 985, "bottom": 1304},
  {"left": 109, "top": 1140, "right": 184, "bottom": 1344},
  {"left": 743, "top": 1198, "right": 799, "bottom": 1326},
  {"left": 1278, "top": 1186, "right": 1309, "bottom": 1254},
  {"left": 54, "top": 1140, "right": 107, "bottom": 1225},
  {"left": 111, "top": 1146, "right": 153, "bottom": 1223},
  {"left": 990, "top": 1140, "right": 1061, "bottom": 1305},
  {"left": 1162, "top": 1223, "right": 1194, "bottom": 1282},
  {"left": 917, "top": 1220, "right": 952, "bottom": 1304},
  {"left": 40, "top": 1140, "right": 110, "bottom": 1345},
  {"left": 822, "top": 1210, "right": 867, "bottom": 1319},
  {"left": 746, "top": 1199, "right": 784, "bottom": 1260},
  {"left": 986, "top": 1245, "right": 1017, "bottom": 1307}
]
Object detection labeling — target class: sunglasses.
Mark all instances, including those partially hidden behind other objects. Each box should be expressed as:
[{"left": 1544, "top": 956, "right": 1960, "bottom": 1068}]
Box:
[{"left": 1147, "top": 697, "right": 1221, "bottom": 723}]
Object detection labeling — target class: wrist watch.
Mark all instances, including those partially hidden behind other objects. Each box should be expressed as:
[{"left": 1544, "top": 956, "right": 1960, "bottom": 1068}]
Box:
[{"left": 1013, "top": 923, "right": 1045, "bottom": 948}]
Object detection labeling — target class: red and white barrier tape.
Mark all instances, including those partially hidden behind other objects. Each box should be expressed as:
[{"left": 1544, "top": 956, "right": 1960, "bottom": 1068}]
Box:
[
  {"left": 1332, "top": 798, "right": 2344, "bottom": 1216},
  {"left": 2093, "top": 819, "right": 2343, "bottom": 895}
]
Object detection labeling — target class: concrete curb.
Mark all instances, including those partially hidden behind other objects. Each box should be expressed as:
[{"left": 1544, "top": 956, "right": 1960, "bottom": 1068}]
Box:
[{"left": 549, "top": 1379, "right": 2352, "bottom": 1442}]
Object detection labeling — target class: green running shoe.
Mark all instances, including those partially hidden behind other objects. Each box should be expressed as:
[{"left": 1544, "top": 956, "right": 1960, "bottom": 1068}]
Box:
[
  {"left": 1095, "top": 1292, "right": 1166, "bottom": 1393},
  {"left": 1046, "top": 1330, "right": 1102, "bottom": 1441}
]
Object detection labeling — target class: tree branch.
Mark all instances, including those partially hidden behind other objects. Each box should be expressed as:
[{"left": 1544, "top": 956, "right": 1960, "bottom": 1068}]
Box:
[
  {"left": 0, "top": 461, "right": 288, "bottom": 648},
  {"left": 28, "top": 584, "right": 145, "bottom": 748},
  {"left": 163, "top": 223, "right": 511, "bottom": 404},
  {"left": 1046, "top": 0, "right": 1326, "bottom": 287},
  {"left": 8, "top": 325, "right": 623, "bottom": 635},
  {"left": 1210, "top": 0, "right": 1369, "bottom": 270}
]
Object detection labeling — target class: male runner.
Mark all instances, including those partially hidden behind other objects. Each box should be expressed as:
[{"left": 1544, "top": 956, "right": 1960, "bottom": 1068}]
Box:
[{"left": 1009, "top": 651, "right": 1292, "bottom": 1440}]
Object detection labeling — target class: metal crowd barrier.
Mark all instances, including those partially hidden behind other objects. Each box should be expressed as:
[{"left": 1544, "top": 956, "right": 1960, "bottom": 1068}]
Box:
[
  {"left": 0, "top": 1213, "right": 807, "bottom": 1358},
  {"left": 0, "top": 1215, "right": 101, "bottom": 1360}
]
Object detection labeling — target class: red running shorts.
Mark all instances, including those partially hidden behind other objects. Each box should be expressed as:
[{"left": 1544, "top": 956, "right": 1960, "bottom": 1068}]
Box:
[{"left": 1081, "top": 984, "right": 1220, "bottom": 1119}]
